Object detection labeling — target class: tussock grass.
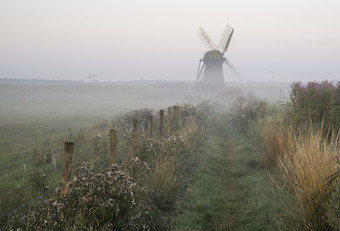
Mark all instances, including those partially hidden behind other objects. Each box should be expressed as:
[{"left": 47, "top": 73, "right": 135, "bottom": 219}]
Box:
[
  {"left": 149, "top": 155, "right": 185, "bottom": 212},
  {"left": 259, "top": 116, "right": 339, "bottom": 230},
  {"left": 181, "top": 120, "right": 204, "bottom": 170},
  {"left": 257, "top": 115, "right": 296, "bottom": 168}
]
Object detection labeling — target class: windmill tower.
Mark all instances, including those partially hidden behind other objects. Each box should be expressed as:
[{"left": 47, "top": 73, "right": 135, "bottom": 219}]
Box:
[{"left": 195, "top": 24, "right": 242, "bottom": 90}]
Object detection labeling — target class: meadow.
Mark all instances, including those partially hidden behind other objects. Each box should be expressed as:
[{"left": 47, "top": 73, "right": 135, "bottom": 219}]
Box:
[
  {"left": 230, "top": 80, "right": 340, "bottom": 231},
  {"left": 0, "top": 80, "right": 306, "bottom": 230}
]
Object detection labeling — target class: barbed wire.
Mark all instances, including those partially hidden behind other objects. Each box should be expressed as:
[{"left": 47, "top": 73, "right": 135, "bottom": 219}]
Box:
[
  {"left": 0, "top": 185, "right": 57, "bottom": 222},
  {"left": 0, "top": 135, "right": 110, "bottom": 228},
  {"left": 0, "top": 134, "right": 109, "bottom": 173},
  {"left": 0, "top": 148, "right": 64, "bottom": 173},
  {"left": 0, "top": 159, "right": 108, "bottom": 222}
]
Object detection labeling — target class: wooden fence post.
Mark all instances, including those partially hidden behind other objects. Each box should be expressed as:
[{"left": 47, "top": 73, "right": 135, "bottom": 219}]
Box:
[
  {"left": 178, "top": 106, "right": 182, "bottom": 131},
  {"left": 132, "top": 120, "right": 138, "bottom": 157},
  {"left": 109, "top": 129, "right": 117, "bottom": 165},
  {"left": 159, "top": 110, "right": 164, "bottom": 139},
  {"left": 52, "top": 155, "right": 57, "bottom": 172},
  {"left": 148, "top": 115, "right": 153, "bottom": 138},
  {"left": 61, "top": 142, "right": 74, "bottom": 196},
  {"left": 168, "top": 106, "right": 172, "bottom": 135}
]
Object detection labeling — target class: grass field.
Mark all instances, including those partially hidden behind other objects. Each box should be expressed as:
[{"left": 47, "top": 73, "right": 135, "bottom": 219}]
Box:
[
  {"left": 0, "top": 81, "right": 289, "bottom": 167},
  {"left": 0, "top": 80, "right": 294, "bottom": 230},
  {"left": 0, "top": 82, "right": 202, "bottom": 167},
  {"left": 172, "top": 114, "right": 282, "bottom": 231}
]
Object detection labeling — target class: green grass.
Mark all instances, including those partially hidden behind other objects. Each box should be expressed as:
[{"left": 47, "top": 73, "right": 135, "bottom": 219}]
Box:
[
  {"left": 172, "top": 114, "right": 282, "bottom": 230},
  {"left": 0, "top": 83, "right": 201, "bottom": 216}
]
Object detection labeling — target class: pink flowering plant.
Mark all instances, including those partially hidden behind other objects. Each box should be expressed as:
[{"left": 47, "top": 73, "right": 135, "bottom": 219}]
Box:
[
  {"left": 3, "top": 102, "right": 209, "bottom": 230},
  {"left": 111, "top": 108, "right": 155, "bottom": 154},
  {"left": 289, "top": 81, "right": 340, "bottom": 132},
  {"left": 7, "top": 159, "right": 153, "bottom": 231}
]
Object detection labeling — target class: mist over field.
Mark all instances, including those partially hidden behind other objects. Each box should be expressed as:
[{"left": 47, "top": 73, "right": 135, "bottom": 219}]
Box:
[
  {"left": 1, "top": 0, "right": 340, "bottom": 230},
  {"left": 0, "top": 79, "right": 290, "bottom": 123}
]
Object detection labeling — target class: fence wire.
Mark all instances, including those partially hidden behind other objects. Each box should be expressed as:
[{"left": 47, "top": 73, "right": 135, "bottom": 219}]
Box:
[
  {"left": 0, "top": 148, "right": 64, "bottom": 173},
  {"left": 0, "top": 135, "right": 108, "bottom": 173},
  {"left": 0, "top": 186, "right": 56, "bottom": 221},
  {"left": 0, "top": 134, "right": 110, "bottom": 223}
]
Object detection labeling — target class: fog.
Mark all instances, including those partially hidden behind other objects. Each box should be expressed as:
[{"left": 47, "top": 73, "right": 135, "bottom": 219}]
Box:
[
  {"left": 1, "top": 0, "right": 340, "bottom": 82},
  {"left": 0, "top": 81, "right": 291, "bottom": 125}
]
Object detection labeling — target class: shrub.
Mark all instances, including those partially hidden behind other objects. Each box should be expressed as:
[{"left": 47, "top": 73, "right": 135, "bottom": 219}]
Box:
[
  {"left": 7, "top": 160, "right": 152, "bottom": 231},
  {"left": 289, "top": 81, "right": 340, "bottom": 130},
  {"left": 230, "top": 96, "right": 268, "bottom": 133},
  {"left": 111, "top": 108, "right": 155, "bottom": 155},
  {"left": 180, "top": 102, "right": 210, "bottom": 129},
  {"left": 28, "top": 168, "right": 48, "bottom": 193}
]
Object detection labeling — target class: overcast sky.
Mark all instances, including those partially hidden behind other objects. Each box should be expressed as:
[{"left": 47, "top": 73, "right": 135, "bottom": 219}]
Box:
[{"left": 1, "top": 0, "right": 340, "bottom": 82}]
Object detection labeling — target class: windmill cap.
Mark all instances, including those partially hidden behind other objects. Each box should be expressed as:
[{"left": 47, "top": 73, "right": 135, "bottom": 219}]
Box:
[{"left": 203, "top": 50, "right": 225, "bottom": 63}]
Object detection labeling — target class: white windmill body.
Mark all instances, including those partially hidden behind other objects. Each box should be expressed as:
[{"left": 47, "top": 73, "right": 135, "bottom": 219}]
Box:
[{"left": 195, "top": 24, "right": 242, "bottom": 90}]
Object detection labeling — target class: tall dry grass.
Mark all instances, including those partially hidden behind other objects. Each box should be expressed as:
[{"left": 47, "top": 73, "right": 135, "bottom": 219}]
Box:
[
  {"left": 149, "top": 155, "right": 185, "bottom": 211},
  {"left": 258, "top": 116, "right": 339, "bottom": 230},
  {"left": 257, "top": 115, "right": 296, "bottom": 167}
]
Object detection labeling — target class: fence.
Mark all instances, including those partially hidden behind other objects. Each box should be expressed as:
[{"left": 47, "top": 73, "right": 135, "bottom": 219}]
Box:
[{"left": 0, "top": 105, "right": 182, "bottom": 222}]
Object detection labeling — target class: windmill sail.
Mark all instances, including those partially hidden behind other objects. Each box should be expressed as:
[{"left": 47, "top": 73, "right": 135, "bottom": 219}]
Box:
[
  {"left": 224, "top": 59, "right": 244, "bottom": 82},
  {"left": 196, "top": 60, "right": 205, "bottom": 82},
  {"left": 197, "top": 27, "right": 219, "bottom": 51},
  {"left": 222, "top": 28, "right": 234, "bottom": 53},
  {"left": 218, "top": 24, "right": 232, "bottom": 51}
]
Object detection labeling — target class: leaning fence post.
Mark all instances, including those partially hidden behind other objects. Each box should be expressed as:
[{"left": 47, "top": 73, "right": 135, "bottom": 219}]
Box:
[
  {"left": 110, "top": 129, "right": 117, "bottom": 165},
  {"left": 148, "top": 115, "right": 153, "bottom": 138},
  {"left": 159, "top": 110, "right": 164, "bottom": 139},
  {"left": 132, "top": 120, "right": 138, "bottom": 157},
  {"left": 61, "top": 142, "right": 74, "bottom": 196},
  {"left": 168, "top": 106, "right": 172, "bottom": 135}
]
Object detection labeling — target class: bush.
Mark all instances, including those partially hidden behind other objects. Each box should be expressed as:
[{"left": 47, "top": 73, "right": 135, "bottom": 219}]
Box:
[
  {"left": 111, "top": 108, "right": 155, "bottom": 155},
  {"left": 7, "top": 160, "right": 152, "bottom": 231},
  {"left": 179, "top": 102, "right": 210, "bottom": 131},
  {"left": 230, "top": 96, "right": 268, "bottom": 133},
  {"left": 28, "top": 168, "right": 48, "bottom": 193},
  {"left": 289, "top": 81, "right": 340, "bottom": 130}
]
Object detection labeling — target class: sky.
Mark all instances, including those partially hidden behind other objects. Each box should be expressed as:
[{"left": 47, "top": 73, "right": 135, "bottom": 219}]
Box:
[{"left": 0, "top": 0, "right": 340, "bottom": 83}]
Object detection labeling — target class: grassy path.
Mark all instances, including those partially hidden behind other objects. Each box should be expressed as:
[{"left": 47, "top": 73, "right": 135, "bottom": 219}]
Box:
[{"left": 172, "top": 114, "right": 281, "bottom": 231}]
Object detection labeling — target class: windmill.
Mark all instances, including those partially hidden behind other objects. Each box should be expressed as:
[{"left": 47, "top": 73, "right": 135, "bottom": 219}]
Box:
[{"left": 195, "top": 24, "right": 243, "bottom": 90}]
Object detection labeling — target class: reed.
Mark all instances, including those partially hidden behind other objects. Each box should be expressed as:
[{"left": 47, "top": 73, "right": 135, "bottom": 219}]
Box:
[{"left": 259, "top": 116, "right": 339, "bottom": 230}]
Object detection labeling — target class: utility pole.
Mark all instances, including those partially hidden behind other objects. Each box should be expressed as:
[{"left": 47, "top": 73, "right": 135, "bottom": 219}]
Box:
[
  {"left": 92, "top": 74, "right": 95, "bottom": 84},
  {"left": 88, "top": 74, "right": 97, "bottom": 85}
]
